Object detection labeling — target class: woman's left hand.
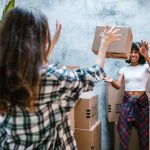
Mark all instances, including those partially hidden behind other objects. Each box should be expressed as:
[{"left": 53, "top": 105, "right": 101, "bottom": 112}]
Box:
[
  {"left": 51, "top": 20, "right": 62, "bottom": 50},
  {"left": 137, "top": 40, "right": 149, "bottom": 58}
]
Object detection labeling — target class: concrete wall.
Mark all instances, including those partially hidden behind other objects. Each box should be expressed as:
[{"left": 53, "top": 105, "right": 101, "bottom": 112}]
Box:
[{"left": 0, "top": 0, "right": 150, "bottom": 149}]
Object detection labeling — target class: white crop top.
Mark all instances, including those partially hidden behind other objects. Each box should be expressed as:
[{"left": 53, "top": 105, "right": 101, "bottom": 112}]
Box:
[{"left": 119, "top": 64, "right": 150, "bottom": 91}]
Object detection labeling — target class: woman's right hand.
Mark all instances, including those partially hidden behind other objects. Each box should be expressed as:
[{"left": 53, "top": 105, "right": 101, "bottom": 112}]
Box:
[
  {"left": 99, "top": 25, "right": 121, "bottom": 47},
  {"left": 103, "top": 76, "right": 113, "bottom": 83},
  {"left": 97, "top": 26, "right": 121, "bottom": 68}
]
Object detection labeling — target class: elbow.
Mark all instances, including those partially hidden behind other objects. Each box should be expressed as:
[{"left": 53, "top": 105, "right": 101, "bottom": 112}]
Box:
[
  {"left": 115, "top": 86, "right": 121, "bottom": 90},
  {"left": 111, "top": 84, "right": 121, "bottom": 90}
]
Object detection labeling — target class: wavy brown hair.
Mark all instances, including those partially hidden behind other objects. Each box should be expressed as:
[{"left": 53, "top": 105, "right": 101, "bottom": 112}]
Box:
[{"left": 0, "top": 7, "right": 51, "bottom": 113}]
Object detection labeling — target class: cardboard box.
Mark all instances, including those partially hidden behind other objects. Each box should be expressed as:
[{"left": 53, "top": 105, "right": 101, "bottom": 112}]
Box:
[
  {"left": 75, "top": 121, "right": 101, "bottom": 150},
  {"left": 149, "top": 106, "right": 150, "bottom": 149},
  {"left": 114, "top": 123, "right": 140, "bottom": 150},
  {"left": 146, "top": 76, "right": 150, "bottom": 93},
  {"left": 147, "top": 93, "right": 150, "bottom": 101},
  {"left": 92, "top": 26, "right": 133, "bottom": 59},
  {"left": 68, "top": 108, "right": 75, "bottom": 133},
  {"left": 74, "top": 92, "right": 98, "bottom": 129},
  {"left": 105, "top": 82, "right": 125, "bottom": 122}
]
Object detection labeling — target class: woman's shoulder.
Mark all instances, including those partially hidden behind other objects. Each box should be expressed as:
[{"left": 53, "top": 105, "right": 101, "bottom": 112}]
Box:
[{"left": 120, "top": 64, "right": 130, "bottom": 70}]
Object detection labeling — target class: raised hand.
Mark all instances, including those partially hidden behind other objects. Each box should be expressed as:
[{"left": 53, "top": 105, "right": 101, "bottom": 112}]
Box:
[
  {"left": 137, "top": 40, "right": 149, "bottom": 58},
  {"left": 50, "top": 20, "right": 62, "bottom": 51},
  {"left": 99, "top": 25, "right": 121, "bottom": 47},
  {"left": 97, "top": 25, "right": 121, "bottom": 68}
]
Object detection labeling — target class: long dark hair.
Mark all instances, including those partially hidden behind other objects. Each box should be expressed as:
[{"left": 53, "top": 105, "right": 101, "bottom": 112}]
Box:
[
  {"left": 126, "top": 42, "right": 146, "bottom": 64},
  {"left": 0, "top": 7, "right": 51, "bottom": 113}
]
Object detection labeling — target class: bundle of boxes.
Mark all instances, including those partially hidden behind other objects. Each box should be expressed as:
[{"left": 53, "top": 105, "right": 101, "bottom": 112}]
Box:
[
  {"left": 67, "top": 66, "right": 101, "bottom": 150},
  {"left": 69, "top": 91, "right": 101, "bottom": 150},
  {"left": 69, "top": 92, "right": 101, "bottom": 150},
  {"left": 74, "top": 92, "right": 101, "bottom": 150}
]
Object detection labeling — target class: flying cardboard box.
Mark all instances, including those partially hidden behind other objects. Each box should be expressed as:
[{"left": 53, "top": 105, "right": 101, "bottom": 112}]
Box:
[
  {"left": 92, "top": 26, "right": 133, "bottom": 59},
  {"left": 74, "top": 92, "right": 98, "bottom": 129},
  {"left": 75, "top": 121, "right": 101, "bottom": 150}
]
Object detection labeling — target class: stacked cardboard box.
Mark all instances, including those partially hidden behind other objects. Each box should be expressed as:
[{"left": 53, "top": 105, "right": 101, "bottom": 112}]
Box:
[
  {"left": 74, "top": 91, "right": 101, "bottom": 150},
  {"left": 67, "top": 66, "right": 101, "bottom": 150},
  {"left": 75, "top": 121, "right": 100, "bottom": 150},
  {"left": 105, "top": 82, "right": 125, "bottom": 122},
  {"left": 91, "top": 26, "right": 133, "bottom": 59}
]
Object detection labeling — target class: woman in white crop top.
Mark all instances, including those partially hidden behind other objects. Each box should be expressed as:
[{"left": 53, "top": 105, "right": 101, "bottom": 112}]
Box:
[{"left": 104, "top": 41, "right": 150, "bottom": 150}]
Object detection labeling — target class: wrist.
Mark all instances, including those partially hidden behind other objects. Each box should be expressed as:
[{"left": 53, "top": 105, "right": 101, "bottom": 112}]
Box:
[
  {"left": 101, "top": 39, "right": 109, "bottom": 47},
  {"left": 144, "top": 54, "right": 149, "bottom": 58}
]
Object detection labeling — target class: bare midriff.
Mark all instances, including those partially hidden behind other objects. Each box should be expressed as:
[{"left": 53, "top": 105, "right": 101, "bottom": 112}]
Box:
[{"left": 126, "top": 91, "right": 146, "bottom": 97}]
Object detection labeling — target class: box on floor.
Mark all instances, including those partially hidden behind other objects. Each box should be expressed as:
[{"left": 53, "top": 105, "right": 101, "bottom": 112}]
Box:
[{"left": 75, "top": 121, "right": 101, "bottom": 150}]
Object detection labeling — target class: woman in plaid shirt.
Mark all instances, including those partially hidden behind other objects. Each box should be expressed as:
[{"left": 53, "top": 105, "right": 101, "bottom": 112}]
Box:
[
  {"left": 0, "top": 7, "right": 121, "bottom": 150},
  {"left": 104, "top": 41, "right": 150, "bottom": 150}
]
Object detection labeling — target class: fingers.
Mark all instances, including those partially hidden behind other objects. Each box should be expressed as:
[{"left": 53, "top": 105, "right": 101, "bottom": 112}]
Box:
[
  {"left": 114, "top": 34, "right": 122, "bottom": 40},
  {"left": 103, "top": 25, "right": 109, "bottom": 33},
  {"left": 99, "top": 25, "right": 108, "bottom": 38},
  {"left": 108, "top": 25, "right": 119, "bottom": 33},
  {"left": 140, "top": 40, "right": 149, "bottom": 51},
  {"left": 112, "top": 28, "right": 120, "bottom": 34},
  {"left": 56, "top": 20, "right": 62, "bottom": 31},
  {"left": 136, "top": 43, "right": 141, "bottom": 51}
]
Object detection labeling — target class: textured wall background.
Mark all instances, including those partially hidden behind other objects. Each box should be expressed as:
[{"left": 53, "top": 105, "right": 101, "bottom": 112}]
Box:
[{"left": 0, "top": 0, "right": 150, "bottom": 149}]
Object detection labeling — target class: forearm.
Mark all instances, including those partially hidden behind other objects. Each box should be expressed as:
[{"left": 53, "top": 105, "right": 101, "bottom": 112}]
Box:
[
  {"left": 111, "top": 80, "right": 121, "bottom": 89},
  {"left": 96, "top": 41, "right": 109, "bottom": 68}
]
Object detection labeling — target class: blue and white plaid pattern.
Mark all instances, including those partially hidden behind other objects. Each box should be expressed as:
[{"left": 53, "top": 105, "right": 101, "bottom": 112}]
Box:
[{"left": 0, "top": 64, "right": 101, "bottom": 150}]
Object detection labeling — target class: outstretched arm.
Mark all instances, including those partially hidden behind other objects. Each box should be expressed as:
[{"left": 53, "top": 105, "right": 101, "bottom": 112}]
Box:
[
  {"left": 96, "top": 26, "right": 121, "bottom": 68},
  {"left": 104, "top": 73, "right": 124, "bottom": 89}
]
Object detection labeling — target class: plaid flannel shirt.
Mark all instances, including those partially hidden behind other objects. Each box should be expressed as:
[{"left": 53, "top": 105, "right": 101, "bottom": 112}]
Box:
[{"left": 0, "top": 64, "right": 101, "bottom": 150}]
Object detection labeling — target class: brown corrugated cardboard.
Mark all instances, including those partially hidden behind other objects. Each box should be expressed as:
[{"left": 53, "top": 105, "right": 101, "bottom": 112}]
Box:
[
  {"left": 74, "top": 92, "right": 98, "bottom": 129},
  {"left": 146, "top": 76, "right": 150, "bottom": 93},
  {"left": 68, "top": 108, "right": 75, "bottom": 133},
  {"left": 114, "top": 122, "right": 140, "bottom": 150},
  {"left": 105, "top": 82, "right": 125, "bottom": 122},
  {"left": 147, "top": 92, "right": 150, "bottom": 101},
  {"left": 92, "top": 26, "right": 133, "bottom": 59},
  {"left": 149, "top": 106, "right": 150, "bottom": 149},
  {"left": 75, "top": 121, "right": 101, "bottom": 150}
]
